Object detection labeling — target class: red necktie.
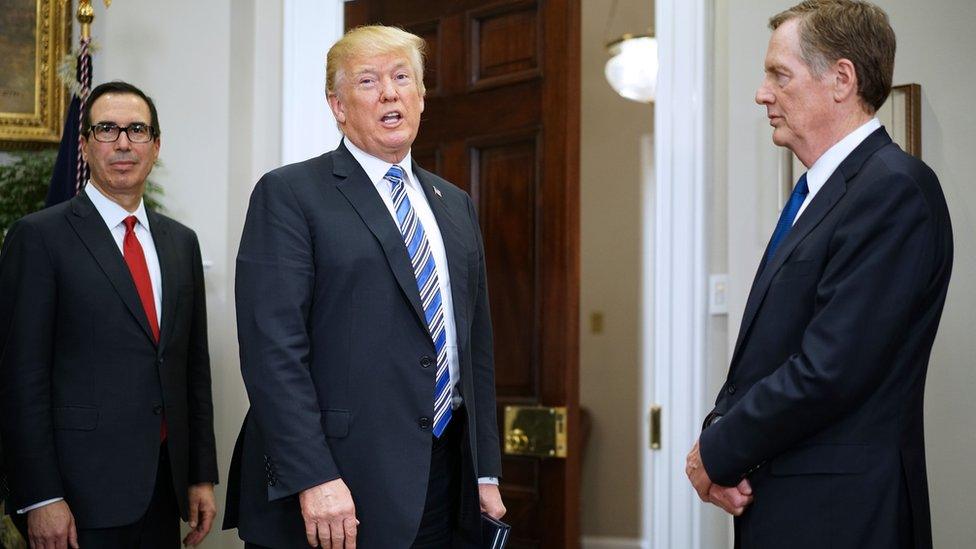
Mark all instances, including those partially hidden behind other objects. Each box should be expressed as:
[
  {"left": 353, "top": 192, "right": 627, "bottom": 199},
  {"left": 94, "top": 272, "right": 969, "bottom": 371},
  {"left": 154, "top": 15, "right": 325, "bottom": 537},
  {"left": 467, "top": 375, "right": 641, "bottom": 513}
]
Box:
[{"left": 122, "top": 216, "right": 166, "bottom": 441}]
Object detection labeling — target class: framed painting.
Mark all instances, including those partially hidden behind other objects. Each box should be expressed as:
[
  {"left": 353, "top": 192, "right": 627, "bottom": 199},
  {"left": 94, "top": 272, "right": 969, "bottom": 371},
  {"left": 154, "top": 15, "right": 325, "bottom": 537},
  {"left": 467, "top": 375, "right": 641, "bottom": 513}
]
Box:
[
  {"left": 782, "top": 83, "right": 923, "bottom": 202},
  {"left": 0, "top": 0, "right": 71, "bottom": 148}
]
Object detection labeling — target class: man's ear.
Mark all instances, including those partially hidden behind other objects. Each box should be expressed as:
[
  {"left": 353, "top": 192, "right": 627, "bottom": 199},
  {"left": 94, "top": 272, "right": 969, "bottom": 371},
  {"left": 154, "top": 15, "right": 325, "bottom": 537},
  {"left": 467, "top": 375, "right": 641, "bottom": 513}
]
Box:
[
  {"left": 328, "top": 93, "right": 346, "bottom": 124},
  {"left": 80, "top": 135, "right": 89, "bottom": 163},
  {"left": 832, "top": 58, "right": 858, "bottom": 103}
]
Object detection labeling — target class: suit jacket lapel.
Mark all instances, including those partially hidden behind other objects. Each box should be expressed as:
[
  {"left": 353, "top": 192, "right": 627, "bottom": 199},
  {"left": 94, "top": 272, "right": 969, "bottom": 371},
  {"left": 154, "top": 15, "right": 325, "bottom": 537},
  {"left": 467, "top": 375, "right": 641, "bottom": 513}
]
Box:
[
  {"left": 65, "top": 192, "right": 157, "bottom": 345},
  {"left": 414, "top": 163, "right": 471, "bottom": 349},
  {"left": 730, "top": 127, "right": 892, "bottom": 368},
  {"left": 331, "top": 143, "right": 428, "bottom": 329},
  {"left": 149, "top": 211, "right": 178, "bottom": 352}
]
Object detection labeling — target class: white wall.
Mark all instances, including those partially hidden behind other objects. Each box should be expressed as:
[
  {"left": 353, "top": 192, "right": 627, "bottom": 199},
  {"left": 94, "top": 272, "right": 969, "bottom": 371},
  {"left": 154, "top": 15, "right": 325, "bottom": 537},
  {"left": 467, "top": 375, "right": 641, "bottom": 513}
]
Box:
[
  {"left": 579, "top": 0, "right": 653, "bottom": 542},
  {"left": 715, "top": 1, "right": 976, "bottom": 547}
]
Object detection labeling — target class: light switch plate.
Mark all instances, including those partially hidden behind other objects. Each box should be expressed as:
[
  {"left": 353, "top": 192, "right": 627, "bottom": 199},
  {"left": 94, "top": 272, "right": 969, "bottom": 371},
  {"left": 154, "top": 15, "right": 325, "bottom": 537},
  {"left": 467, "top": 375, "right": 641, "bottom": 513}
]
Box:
[{"left": 709, "top": 274, "right": 728, "bottom": 316}]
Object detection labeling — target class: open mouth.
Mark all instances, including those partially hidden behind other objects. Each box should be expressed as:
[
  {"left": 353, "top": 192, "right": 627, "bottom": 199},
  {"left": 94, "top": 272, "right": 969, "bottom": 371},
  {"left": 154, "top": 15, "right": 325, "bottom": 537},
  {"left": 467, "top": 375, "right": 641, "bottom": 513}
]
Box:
[{"left": 381, "top": 111, "right": 403, "bottom": 125}]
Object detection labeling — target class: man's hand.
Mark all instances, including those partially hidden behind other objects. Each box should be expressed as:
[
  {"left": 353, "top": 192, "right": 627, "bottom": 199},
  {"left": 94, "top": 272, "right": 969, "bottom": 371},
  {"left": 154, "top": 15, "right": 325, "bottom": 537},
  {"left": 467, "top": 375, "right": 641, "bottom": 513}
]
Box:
[
  {"left": 183, "top": 482, "right": 217, "bottom": 547},
  {"left": 686, "top": 439, "right": 754, "bottom": 516},
  {"left": 685, "top": 439, "right": 713, "bottom": 500},
  {"left": 299, "top": 478, "right": 358, "bottom": 548},
  {"left": 707, "top": 479, "right": 753, "bottom": 516},
  {"left": 478, "top": 484, "right": 506, "bottom": 520},
  {"left": 27, "top": 500, "right": 78, "bottom": 549}
]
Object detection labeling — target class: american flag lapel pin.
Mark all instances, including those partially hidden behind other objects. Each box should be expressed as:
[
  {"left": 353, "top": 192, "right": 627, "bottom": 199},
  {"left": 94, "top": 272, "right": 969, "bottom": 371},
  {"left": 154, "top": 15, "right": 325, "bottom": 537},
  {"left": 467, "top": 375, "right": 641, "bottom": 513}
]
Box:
[{"left": 433, "top": 186, "right": 442, "bottom": 198}]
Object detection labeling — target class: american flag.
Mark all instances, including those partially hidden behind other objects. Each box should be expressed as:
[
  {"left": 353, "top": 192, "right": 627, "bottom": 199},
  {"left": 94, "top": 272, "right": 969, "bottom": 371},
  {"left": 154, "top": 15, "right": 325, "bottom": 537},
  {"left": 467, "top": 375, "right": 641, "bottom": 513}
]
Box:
[{"left": 45, "top": 37, "right": 93, "bottom": 207}]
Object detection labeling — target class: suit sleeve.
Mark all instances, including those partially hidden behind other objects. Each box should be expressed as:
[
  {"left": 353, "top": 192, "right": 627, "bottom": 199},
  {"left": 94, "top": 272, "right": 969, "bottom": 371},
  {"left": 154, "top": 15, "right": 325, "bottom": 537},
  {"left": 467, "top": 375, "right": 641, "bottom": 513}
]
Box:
[
  {"left": 235, "top": 172, "right": 339, "bottom": 500},
  {"left": 700, "top": 172, "right": 936, "bottom": 486},
  {"left": 466, "top": 195, "right": 502, "bottom": 479},
  {"left": 0, "top": 220, "right": 65, "bottom": 508},
  {"left": 186, "top": 231, "right": 219, "bottom": 484}
]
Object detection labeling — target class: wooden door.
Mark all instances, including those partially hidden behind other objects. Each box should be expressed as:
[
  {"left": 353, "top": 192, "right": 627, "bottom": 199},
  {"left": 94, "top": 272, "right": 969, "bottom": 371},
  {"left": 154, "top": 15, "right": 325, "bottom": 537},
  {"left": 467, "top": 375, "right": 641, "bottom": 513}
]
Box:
[{"left": 346, "top": 1, "right": 581, "bottom": 547}]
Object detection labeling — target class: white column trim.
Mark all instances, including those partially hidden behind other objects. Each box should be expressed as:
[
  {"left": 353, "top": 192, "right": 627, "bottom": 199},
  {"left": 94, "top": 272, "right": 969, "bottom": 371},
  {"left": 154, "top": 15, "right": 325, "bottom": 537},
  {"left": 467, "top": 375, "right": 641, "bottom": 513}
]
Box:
[
  {"left": 281, "top": 0, "right": 345, "bottom": 164},
  {"left": 643, "top": 0, "right": 712, "bottom": 548}
]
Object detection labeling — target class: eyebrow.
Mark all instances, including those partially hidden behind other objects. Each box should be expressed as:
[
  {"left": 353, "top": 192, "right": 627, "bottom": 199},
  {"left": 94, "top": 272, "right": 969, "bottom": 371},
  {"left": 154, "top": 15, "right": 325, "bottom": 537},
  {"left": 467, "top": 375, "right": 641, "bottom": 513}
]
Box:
[
  {"left": 94, "top": 119, "right": 149, "bottom": 125},
  {"left": 352, "top": 62, "right": 410, "bottom": 76}
]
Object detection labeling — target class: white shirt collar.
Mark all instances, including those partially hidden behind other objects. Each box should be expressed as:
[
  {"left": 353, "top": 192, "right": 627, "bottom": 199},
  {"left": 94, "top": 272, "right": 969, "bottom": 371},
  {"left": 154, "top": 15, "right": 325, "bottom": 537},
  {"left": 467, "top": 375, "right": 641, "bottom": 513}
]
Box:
[
  {"left": 343, "top": 138, "right": 415, "bottom": 189},
  {"left": 804, "top": 118, "right": 882, "bottom": 196},
  {"left": 84, "top": 182, "right": 151, "bottom": 232}
]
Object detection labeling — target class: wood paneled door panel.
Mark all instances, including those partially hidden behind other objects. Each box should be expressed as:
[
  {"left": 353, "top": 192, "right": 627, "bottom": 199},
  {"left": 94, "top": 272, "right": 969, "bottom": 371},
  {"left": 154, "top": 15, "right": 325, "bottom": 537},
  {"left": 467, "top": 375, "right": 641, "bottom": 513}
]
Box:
[
  {"left": 469, "top": 131, "right": 541, "bottom": 399},
  {"left": 346, "top": 1, "right": 580, "bottom": 547}
]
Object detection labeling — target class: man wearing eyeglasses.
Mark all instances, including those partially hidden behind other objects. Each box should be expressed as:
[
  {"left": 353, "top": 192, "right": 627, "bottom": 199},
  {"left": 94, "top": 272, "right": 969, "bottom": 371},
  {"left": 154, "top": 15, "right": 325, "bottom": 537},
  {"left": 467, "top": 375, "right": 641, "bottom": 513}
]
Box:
[{"left": 0, "top": 80, "right": 219, "bottom": 548}]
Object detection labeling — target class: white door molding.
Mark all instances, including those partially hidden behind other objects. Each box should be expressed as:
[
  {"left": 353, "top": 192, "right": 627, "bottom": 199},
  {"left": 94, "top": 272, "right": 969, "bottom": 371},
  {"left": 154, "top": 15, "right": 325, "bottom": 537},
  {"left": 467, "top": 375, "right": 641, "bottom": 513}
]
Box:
[
  {"left": 281, "top": 0, "right": 345, "bottom": 164},
  {"left": 643, "top": 0, "right": 713, "bottom": 548}
]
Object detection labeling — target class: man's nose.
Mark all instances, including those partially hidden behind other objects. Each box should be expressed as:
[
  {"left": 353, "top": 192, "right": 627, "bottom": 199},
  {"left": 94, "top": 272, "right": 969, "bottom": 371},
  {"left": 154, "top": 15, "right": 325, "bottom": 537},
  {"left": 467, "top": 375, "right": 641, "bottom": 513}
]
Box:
[
  {"left": 114, "top": 131, "right": 133, "bottom": 149},
  {"left": 380, "top": 79, "right": 398, "bottom": 102},
  {"left": 755, "top": 83, "right": 773, "bottom": 105}
]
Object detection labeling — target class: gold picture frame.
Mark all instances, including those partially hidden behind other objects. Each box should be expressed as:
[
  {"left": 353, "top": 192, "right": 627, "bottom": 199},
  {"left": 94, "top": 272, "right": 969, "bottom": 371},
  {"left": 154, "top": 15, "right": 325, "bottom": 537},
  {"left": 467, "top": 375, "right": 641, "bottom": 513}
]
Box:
[{"left": 0, "top": 0, "right": 71, "bottom": 149}]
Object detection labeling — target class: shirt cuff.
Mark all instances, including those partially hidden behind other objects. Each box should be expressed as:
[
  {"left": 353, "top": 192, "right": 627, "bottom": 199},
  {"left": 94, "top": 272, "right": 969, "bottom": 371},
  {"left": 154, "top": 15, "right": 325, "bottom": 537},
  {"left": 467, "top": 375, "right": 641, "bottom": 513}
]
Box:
[
  {"left": 18, "top": 497, "right": 64, "bottom": 514},
  {"left": 478, "top": 476, "right": 499, "bottom": 485}
]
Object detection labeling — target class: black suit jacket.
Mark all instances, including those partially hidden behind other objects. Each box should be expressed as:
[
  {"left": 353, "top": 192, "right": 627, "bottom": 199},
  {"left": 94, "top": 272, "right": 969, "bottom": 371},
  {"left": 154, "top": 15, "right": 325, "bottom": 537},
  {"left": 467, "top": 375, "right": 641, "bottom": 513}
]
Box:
[
  {"left": 700, "top": 128, "right": 952, "bottom": 549},
  {"left": 224, "top": 143, "right": 502, "bottom": 548},
  {"left": 0, "top": 191, "right": 218, "bottom": 528}
]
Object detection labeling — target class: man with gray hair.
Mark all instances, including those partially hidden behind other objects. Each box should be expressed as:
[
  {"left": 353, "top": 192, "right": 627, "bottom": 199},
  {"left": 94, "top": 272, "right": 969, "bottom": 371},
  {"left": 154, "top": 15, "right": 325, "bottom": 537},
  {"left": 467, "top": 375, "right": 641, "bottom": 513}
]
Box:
[
  {"left": 685, "top": 2, "right": 951, "bottom": 548},
  {"left": 225, "top": 25, "right": 505, "bottom": 548}
]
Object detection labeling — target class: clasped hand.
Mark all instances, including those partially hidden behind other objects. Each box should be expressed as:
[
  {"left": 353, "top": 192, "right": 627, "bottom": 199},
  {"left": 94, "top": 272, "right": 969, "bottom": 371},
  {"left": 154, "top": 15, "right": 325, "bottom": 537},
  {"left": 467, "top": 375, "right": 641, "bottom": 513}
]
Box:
[{"left": 685, "top": 439, "right": 753, "bottom": 516}]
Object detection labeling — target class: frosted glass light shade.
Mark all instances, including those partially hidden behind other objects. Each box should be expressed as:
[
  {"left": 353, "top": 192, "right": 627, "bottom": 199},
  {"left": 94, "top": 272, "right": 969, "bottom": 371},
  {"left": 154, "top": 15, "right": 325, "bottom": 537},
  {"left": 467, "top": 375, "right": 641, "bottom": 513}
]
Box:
[{"left": 605, "top": 34, "right": 658, "bottom": 103}]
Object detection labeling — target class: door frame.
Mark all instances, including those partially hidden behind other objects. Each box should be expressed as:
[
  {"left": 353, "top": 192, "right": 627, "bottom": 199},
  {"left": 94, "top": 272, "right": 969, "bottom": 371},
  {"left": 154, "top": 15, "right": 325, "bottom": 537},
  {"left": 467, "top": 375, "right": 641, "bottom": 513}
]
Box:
[{"left": 643, "top": 0, "right": 715, "bottom": 548}]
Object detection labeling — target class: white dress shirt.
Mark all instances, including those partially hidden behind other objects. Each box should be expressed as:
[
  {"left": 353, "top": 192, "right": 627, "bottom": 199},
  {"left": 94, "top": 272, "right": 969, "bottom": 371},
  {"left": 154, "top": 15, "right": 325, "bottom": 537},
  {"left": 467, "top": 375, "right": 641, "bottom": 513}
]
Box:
[
  {"left": 84, "top": 183, "right": 163, "bottom": 322},
  {"left": 794, "top": 118, "right": 882, "bottom": 224},
  {"left": 18, "top": 183, "right": 163, "bottom": 514},
  {"left": 345, "top": 139, "right": 461, "bottom": 399},
  {"left": 344, "top": 140, "right": 497, "bottom": 485}
]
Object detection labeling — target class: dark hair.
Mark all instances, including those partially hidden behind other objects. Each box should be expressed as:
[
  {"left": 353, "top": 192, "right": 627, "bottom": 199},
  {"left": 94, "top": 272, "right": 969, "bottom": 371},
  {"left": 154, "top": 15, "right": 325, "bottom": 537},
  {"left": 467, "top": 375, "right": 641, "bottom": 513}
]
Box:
[
  {"left": 81, "top": 80, "right": 161, "bottom": 138},
  {"left": 770, "top": 0, "right": 896, "bottom": 113}
]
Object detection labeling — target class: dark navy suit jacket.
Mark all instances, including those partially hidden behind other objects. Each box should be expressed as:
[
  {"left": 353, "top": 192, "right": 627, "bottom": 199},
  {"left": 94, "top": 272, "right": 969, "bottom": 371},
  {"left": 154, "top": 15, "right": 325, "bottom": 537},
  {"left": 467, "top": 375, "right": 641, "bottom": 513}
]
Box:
[
  {"left": 224, "top": 143, "right": 502, "bottom": 548},
  {"left": 701, "top": 128, "right": 952, "bottom": 549},
  {"left": 0, "top": 192, "right": 218, "bottom": 528}
]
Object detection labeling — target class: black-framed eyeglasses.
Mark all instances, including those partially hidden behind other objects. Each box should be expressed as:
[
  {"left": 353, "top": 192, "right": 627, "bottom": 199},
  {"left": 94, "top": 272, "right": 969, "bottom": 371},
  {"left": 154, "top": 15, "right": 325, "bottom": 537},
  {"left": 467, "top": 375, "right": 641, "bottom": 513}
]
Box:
[{"left": 88, "top": 122, "right": 157, "bottom": 143}]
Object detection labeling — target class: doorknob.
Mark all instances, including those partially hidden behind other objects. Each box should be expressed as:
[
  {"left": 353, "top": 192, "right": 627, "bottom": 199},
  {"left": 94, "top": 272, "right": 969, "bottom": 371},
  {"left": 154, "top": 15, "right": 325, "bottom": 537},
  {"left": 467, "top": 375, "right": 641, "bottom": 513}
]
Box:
[{"left": 503, "top": 405, "right": 568, "bottom": 458}]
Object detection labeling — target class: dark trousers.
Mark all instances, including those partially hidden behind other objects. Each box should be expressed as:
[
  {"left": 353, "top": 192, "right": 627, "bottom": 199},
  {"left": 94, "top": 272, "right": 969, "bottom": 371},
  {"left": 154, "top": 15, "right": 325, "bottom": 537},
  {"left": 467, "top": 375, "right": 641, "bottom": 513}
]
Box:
[
  {"left": 13, "top": 445, "right": 180, "bottom": 548},
  {"left": 411, "top": 409, "right": 463, "bottom": 549},
  {"left": 246, "top": 413, "right": 468, "bottom": 549}
]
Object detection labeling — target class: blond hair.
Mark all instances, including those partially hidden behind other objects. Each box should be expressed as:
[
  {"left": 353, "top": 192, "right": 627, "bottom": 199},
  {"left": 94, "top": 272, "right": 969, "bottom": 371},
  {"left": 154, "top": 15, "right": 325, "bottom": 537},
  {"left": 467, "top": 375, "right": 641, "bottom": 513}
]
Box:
[
  {"left": 326, "top": 25, "right": 427, "bottom": 97},
  {"left": 770, "top": 0, "right": 895, "bottom": 112}
]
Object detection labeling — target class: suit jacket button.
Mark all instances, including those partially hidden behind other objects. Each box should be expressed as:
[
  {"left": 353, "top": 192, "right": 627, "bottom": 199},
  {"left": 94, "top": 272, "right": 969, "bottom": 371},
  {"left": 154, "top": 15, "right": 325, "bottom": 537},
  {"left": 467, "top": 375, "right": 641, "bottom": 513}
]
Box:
[
  {"left": 420, "top": 356, "right": 433, "bottom": 368},
  {"left": 153, "top": 405, "right": 163, "bottom": 415},
  {"left": 419, "top": 417, "right": 431, "bottom": 430},
  {"left": 727, "top": 384, "right": 736, "bottom": 395}
]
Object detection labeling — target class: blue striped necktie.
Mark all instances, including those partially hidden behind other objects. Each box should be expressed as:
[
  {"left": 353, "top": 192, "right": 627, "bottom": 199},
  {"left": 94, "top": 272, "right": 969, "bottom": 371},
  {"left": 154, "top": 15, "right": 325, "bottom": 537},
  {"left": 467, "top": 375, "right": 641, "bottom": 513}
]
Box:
[
  {"left": 385, "top": 165, "right": 453, "bottom": 438},
  {"left": 766, "top": 173, "right": 809, "bottom": 262}
]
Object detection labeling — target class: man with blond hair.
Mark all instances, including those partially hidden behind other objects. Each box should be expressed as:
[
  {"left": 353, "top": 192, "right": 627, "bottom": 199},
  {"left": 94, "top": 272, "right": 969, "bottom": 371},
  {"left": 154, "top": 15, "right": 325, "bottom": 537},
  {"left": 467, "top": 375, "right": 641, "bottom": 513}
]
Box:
[
  {"left": 685, "top": 1, "right": 951, "bottom": 548},
  {"left": 225, "top": 25, "right": 505, "bottom": 548}
]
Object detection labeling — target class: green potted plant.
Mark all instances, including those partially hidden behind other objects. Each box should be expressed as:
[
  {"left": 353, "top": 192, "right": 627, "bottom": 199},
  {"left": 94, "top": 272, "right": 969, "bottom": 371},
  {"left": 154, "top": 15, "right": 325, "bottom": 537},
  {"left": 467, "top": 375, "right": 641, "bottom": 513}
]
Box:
[{"left": 0, "top": 152, "right": 163, "bottom": 248}]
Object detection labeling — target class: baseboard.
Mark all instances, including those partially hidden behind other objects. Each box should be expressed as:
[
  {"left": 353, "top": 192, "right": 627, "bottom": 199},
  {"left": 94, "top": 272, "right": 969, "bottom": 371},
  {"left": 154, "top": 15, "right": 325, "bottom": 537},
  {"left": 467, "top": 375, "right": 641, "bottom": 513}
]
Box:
[{"left": 580, "top": 536, "right": 648, "bottom": 549}]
